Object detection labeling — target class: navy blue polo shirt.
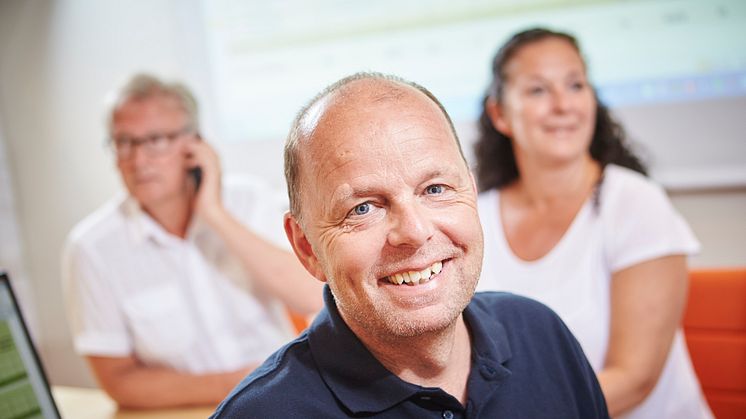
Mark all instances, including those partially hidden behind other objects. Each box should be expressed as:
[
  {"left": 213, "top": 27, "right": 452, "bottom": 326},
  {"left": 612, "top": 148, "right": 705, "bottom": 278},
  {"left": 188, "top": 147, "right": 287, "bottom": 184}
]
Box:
[{"left": 212, "top": 287, "right": 609, "bottom": 418}]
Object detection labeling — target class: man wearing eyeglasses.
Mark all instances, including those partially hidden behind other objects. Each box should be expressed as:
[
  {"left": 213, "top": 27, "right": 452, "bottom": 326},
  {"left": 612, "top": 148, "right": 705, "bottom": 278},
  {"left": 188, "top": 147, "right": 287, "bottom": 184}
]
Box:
[{"left": 62, "top": 74, "right": 322, "bottom": 409}]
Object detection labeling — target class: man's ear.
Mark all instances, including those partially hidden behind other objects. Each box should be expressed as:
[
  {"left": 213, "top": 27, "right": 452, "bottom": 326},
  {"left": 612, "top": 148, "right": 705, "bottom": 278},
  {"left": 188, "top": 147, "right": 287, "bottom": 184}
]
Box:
[
  {"left": 485, "top": 98, "right": 512, "bottom": 137},
  {"left": 284, "top": 212, "right": 327, "bottom": 283}
]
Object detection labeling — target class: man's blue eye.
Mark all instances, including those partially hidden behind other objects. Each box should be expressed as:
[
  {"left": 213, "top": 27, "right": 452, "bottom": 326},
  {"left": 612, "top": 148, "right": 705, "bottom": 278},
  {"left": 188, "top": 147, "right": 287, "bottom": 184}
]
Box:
[
  {"left": 426, "top": 185, "right": 443, "bottom": 195},
  {"left": 353, "top": 203, "right": 370, "bottom": 216}
]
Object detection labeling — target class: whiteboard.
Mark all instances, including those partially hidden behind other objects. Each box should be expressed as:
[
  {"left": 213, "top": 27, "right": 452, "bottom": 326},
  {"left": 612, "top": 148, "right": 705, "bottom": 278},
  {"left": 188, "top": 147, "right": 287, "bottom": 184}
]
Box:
[{"left": 201, "top": 0, "right": 746, "bottom": 190}]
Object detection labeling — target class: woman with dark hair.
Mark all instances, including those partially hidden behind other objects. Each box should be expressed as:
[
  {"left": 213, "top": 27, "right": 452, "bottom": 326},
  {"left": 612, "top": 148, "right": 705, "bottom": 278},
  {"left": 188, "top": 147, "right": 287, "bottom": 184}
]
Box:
[{"left": 474, "top": 28, "right": 711, "bottom": 418}]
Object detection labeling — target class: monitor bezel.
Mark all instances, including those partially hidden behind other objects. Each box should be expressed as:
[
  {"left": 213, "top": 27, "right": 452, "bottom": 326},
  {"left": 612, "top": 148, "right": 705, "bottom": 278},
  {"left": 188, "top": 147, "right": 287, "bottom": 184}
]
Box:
[{"left": 0, "top": 271, "right": 62, "bottom": 419}]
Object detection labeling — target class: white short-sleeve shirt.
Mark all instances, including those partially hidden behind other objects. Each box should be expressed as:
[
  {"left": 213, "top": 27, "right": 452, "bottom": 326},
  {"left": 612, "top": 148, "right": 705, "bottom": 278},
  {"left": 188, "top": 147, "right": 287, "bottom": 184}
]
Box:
[
  {"left": 477, "top": 164, "right": 712, "bottom": 419},
  {"left": 62, "top": 176, "right": 295, "bottom": 374}
]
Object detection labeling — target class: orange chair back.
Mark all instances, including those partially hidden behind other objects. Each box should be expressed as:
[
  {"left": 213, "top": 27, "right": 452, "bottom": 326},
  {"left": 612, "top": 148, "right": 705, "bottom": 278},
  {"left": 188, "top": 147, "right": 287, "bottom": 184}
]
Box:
[
  {"left": 287, "top": 309, "right": 309, "bottom": 335},
  {"left": 684, "top": 268, "right": 746, "bottom": 418}
]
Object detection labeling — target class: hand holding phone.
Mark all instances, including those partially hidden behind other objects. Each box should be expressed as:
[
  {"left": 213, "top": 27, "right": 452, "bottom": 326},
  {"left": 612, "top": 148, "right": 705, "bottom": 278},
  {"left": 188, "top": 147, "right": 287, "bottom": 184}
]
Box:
[{"left": 185, "top": 135, "right": 224, "bottom": 220}]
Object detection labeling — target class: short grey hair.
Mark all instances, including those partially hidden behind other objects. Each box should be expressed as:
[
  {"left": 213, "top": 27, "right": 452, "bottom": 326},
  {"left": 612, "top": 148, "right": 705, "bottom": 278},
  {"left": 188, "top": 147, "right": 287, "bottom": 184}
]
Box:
[
  {"left": 107, "top": 73, "right": 199, "bottom": 133},
  {"left": 284, "top": 72, "right": 465, "bottom": 222}
]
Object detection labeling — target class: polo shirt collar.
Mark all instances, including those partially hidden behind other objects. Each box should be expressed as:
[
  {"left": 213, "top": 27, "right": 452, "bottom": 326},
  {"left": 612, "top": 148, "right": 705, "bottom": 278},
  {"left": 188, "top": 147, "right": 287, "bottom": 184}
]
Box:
[
  {"left": 308, "top": 287, "right": 513, "bottom": 415},
  {"left": 309, "top": 287, "right": 420, "bottom": 414},
  {"left": 461, "top": 295, "right": 513, "bottom": 416},
  {"left": 463, "top": 296, "right": 512, "bottom": 368}
]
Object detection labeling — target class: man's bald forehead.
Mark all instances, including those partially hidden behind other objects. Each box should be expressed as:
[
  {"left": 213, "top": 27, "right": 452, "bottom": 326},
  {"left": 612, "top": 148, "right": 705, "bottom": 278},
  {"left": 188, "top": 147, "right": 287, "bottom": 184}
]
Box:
[
  {"left": 297, "top": 77, "right": 418, "bottom": 140},
  {"left": 284, "top": 72, "right": 465, "bottom": 220}
]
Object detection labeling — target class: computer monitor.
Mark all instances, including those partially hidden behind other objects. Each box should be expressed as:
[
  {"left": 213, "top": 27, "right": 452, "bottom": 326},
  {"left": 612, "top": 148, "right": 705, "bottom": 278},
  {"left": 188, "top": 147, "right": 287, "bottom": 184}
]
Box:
[{"left": 0, "top": 272, "right": 61, "bottom": 419}]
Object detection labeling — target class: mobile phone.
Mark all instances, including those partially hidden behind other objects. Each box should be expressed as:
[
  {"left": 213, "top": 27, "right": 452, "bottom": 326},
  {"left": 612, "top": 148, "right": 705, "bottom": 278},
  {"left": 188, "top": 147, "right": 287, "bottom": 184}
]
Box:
[
  {"left": 188, "top": 132, "right": 203, "bottom": 191},
  {"left": 188, "top": 166, "right": 202, "bottom": 191}
]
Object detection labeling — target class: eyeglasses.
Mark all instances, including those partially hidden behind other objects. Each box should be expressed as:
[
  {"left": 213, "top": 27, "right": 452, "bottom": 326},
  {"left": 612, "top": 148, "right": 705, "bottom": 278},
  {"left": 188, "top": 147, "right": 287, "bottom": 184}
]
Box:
[{"left": 108, "top": 126, "right": 193, "bottom": 159}]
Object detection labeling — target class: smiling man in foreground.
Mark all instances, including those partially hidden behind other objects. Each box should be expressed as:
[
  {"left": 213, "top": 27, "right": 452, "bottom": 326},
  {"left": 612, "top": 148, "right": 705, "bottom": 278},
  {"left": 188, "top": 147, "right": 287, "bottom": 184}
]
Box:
[{"left": 212, "top": 73, "right": 609, "bottom": 418}]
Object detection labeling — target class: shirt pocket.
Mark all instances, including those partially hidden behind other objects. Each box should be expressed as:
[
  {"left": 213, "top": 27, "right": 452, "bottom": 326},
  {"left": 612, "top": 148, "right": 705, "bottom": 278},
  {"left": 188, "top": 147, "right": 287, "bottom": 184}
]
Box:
[{"left": 121, "top": 284, "right": 196, "bottom": 367}]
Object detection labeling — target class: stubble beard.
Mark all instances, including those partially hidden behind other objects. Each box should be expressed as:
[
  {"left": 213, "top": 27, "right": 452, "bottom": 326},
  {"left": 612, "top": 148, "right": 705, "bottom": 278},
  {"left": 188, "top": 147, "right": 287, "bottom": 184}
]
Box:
[{"left": 329, "top": 258, "right": 481, "bottom": 342}]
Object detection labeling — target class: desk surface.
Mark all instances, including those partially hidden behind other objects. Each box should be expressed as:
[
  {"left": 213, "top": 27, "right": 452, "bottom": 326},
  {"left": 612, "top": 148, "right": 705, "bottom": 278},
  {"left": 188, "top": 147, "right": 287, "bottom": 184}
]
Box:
[{"left": 52, "top": 386, "right": 215, "bottom": 419}]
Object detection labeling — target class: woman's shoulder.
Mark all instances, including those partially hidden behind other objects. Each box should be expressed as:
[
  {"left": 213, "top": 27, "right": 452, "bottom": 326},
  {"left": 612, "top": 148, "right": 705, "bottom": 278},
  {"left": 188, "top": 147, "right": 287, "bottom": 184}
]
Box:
[
  {"left": 600, "top": 165, "right": 699, "bottom": 270},
  {"left": 603, "top": 164, "right": 658, "bottom": 192},
  {"left": 601, "top": 164, "right": 668, "bottom": 209}
]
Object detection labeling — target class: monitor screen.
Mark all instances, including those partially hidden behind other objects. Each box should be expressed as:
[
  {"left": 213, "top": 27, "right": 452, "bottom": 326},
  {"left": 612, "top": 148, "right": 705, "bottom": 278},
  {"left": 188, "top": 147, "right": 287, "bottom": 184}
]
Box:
[{"left": 0, "top": 273, "right": 60, "bottom": 419}]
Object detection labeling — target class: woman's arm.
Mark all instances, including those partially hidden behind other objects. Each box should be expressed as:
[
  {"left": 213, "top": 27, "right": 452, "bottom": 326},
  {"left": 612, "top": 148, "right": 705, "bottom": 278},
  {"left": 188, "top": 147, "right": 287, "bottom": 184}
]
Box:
[{"left": 598, "top": 254, "right": 689, "bottom": 416}]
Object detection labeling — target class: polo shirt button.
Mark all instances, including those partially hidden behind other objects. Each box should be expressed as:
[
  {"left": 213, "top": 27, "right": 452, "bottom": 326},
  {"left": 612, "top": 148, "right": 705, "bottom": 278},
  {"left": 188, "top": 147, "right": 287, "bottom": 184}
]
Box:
[{"left": 442, "top": 410, "right": 454, "bottom": 419}]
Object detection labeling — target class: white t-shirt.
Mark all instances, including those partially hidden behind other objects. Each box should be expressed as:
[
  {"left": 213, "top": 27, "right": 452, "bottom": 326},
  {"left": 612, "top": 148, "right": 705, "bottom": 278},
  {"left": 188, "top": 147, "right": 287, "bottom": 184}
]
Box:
[
  {"left": 62, "top": 176, "right": 295, "bottom": 374},
  {"left": 477, "top": 164, "right": 712, "bottom": 419}
]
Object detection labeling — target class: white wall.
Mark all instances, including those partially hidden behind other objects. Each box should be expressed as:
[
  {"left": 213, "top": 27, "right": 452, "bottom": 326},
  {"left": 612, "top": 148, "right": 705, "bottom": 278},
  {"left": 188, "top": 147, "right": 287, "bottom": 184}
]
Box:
[
  {"left": 670, "top": 190, "right": 746, "bottom": 267},
  {"left": 0, "top": 1, "right": 744, "bottom": 387},
  {"left": 0, "top": 117, "right": 39, "bottom": 339}
]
